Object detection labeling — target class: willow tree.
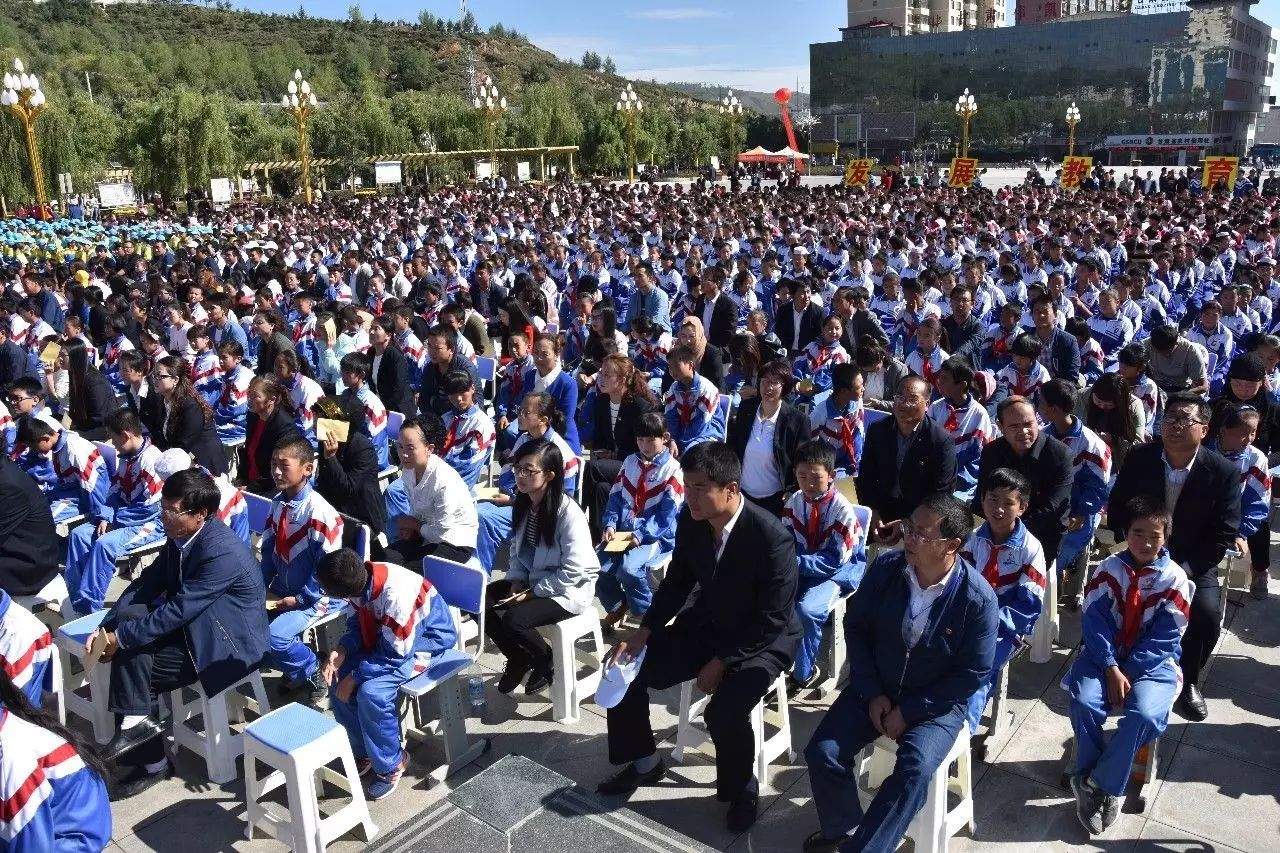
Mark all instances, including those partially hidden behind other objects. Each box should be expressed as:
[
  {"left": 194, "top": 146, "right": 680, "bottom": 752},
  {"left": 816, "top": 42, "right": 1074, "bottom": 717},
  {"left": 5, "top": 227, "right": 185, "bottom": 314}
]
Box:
[{"left": 125, "top": 89, "right": 237, "bottom": 198}]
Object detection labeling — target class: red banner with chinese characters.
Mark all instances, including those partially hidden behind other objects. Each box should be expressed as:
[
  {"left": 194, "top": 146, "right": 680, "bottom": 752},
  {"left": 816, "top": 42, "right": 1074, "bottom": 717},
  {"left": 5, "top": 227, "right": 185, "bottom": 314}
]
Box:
[
  {"left": 1202, "top": 156, "right": 1239, "bottom": 191},
  {"left": 844, "top": 158, "right": 873, "bottom": 187},
  {"left": 948, "top": 157, "right": 979, "bottom": 189},
  {"left": 1060, "top": 156, "right": 1092, "bottom": 191}
]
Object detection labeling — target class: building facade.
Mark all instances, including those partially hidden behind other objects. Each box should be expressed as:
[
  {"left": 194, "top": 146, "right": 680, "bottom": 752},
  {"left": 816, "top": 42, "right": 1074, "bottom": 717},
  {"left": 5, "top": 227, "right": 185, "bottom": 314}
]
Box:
[
  {"left": 843, "top": 0, "right": 1005, "bottom": 35},
  {"left": 813, "top": 0, "right": 1275, "bottom": 159}
]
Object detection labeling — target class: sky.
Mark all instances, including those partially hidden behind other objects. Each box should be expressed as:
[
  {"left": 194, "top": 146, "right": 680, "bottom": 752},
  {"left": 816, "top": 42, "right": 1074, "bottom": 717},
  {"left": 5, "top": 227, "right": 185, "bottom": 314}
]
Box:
[{"left": 239, "top": 0, "right": 1280, "bottom": 95}]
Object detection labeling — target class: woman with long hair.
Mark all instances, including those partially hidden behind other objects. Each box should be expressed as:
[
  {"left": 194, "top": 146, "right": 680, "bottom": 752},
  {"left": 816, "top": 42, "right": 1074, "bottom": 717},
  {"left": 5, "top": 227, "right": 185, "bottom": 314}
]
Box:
[
  {"left": 664, "top": 315, "right": 726, "bottom": 392},
  {"left": 483, "top": 438, "right": 598, "bottom": 696},
  {"left": 726, "top": 329, "right": 763, "bottom": 403},
  {"left": 273, "top": 348, "right": 324, "bottom": 447},
  {"left": 151, "top": 354, "right": 227, "bottom": 475},
  {"left": 1077, "top": 371, "right": 1142, "bottom": 471},
  {"left": 240, "top": 373, "right": 304, "bottom": 494},
  {"left": 584, "top": 303, "right": 626, "bottom": 366},
  {"left": 498, "top": 297, "right": 537, "bottom": 360},
  {"left": 581, "top": 352, "right": 660, "bottom": 534},
  {"left": 0, "top": 666, "right": 112, "bottom": 848},
  {"left": 61, "top": 336, "right": 115, "bottom": 438}
]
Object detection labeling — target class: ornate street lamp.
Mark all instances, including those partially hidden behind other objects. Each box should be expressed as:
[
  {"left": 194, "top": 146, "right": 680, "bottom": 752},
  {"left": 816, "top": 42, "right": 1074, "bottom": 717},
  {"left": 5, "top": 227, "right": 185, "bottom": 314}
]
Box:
[
  {"left": 1066, "top": 101, "right": 1082, "bottom": 157},
  {"left": 2, "top": 58, "right": 49, "bottom": 216},
  {"left": 954, "top": 88, "right": 977, "bottom": 158},
  {"left": 616, "top": 82, "right": 643, "bottom": 184},
  {"left": 473, "top": 76, "right": 507, "bottom": 181},
  {"left": 280, "top": 69, "right": 318, "bottom": 203}
]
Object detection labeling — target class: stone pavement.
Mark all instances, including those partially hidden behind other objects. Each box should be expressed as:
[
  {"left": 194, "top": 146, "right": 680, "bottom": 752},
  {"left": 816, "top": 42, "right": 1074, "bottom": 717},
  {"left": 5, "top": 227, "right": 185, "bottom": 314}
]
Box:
[{"left": 102, "top": 553, "right": 1280, "bottom": 853}]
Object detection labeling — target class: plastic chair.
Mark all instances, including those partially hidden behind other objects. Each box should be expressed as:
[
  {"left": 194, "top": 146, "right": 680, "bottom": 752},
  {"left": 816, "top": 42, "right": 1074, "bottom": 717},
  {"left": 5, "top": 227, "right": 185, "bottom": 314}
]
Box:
[
  {"left": 54, "top": 609, "right": 113, "bottom": 744},
  {"left": 397, "top": 648, "right": 490, "bottom": 787},
  {"left": 671, "top": 673, "right": 794, "bottom": 788},
  {"left": 378, "top": 411, "right": 405, "bottom": 486},
  {"left": 818, "top": 504, "right": 872, "bottom": 698},
  {"left": 244, "top": 702, "right": 378, "bottom": 851},
  {"left": 1061, "top": 716, "right": 1160, "bottom": 813},
  {"left": 535, "top": 611, "right": 604, "bottom": 725},
  {"left": 244, "top": 491, "right": 273, "bottom": 543},
  {"left": 1029, "top": 560, "right": 1059, "bottom": 664},
  {"left": 858, "top": 721, "right": 975, "bottom": 852},
  {"left": 170, "top": 671, "right": 271, "bottom": 784},
  {"left": 422, "top": 555, "right": 488, "bottom": 657},
  {"left": 14, "top": 573, "right": 72, "bottom": 620},
  {"left": 712, "top": 395, "right": 732, "bottom": 441}
]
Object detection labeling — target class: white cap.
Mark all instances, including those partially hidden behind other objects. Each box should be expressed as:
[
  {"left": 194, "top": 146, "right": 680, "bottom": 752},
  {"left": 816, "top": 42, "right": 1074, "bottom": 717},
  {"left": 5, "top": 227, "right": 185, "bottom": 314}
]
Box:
[
  {"left": 595, "top": 647, "right": 647, "bottom": 709},
  {"left": 154, "top": 448, "right": 193, "bottom": 481}
]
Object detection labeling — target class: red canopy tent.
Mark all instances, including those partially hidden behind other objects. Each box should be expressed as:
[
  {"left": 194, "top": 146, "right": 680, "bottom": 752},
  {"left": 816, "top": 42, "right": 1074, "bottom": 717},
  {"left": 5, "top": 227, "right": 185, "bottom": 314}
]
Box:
[{"left": 736, "top": 146, "right": 774, "bottom": 163}]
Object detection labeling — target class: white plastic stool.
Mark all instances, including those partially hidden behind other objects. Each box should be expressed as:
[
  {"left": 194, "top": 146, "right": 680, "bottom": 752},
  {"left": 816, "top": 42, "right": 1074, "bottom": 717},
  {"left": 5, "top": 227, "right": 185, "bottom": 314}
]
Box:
[
  {"left": 536, "top": 611, "right": 604, "bottom": 725},
  {"left": 1029, "top": 561, "right": 1059, "bottom": 664},
  {"left": 53, "top": 610, "right": 114, "bottom": 744},
  {"left": 857, "top": 721, "right": 975, "bottom": 853},
  {"left": 670, "top": 673, "right": 795, "bottom": 788},
  {"left": 973, "top": 661, "right": 1014, "bottom": 763},
  {"left": 15, "top": 574, "right": 72, "bottom": 622},
  {"left": 244, "top": 702, "right": 378, "bottom": 852},
  {"left": 819, "top": 591, "right": 856, "bottom": 698},
  {"left": 44, "top": 651, "right": 65, "bottom": 726},
  {"left": 170, "top": 671, "right": 271, "bottom": 784}
]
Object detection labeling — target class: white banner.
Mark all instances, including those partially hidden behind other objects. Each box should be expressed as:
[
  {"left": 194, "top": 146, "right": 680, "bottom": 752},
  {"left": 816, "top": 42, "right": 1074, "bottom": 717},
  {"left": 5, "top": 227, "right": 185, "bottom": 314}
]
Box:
[
  {"left": 517, "top": 161, "right": 531, "bottom": 182},
  {"left": 96, "top": 181, "right": 136, "bottom": 209},
  {"left": 374, "top": 161, "right": 403, "bottom": 185},
  {"left": 209, "top": 177, "right": 232, "bottom": 204}
]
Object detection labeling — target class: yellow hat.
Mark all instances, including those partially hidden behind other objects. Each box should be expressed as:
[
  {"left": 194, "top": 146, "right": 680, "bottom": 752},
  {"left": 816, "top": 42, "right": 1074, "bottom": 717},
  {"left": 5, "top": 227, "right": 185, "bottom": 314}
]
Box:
[{"left": 74, "top": 269, "right": 90, "bottom": 285}]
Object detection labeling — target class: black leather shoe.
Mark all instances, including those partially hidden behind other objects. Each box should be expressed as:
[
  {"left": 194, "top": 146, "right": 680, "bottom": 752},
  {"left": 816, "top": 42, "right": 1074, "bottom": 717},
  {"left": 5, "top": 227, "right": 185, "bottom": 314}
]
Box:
[
  {"left": 103, "top": 718, "right": 164, "bottom": 762},
  {"left": 726, "top": 789, "right": 759, "bottom": 833},
  {"left": 497, "top": 660, "right": 532, "bottom": 694},
  {"left": 524, "top": 667, "right": 553, "bottom": 695},
  {"left": 110, "top": 761, "right": 174, "bottom": 800},
  {"left": 1178, "top": 684, "right": 1208, "bottom": 721},
  {"left": 595, "top": 759, "right": 667, "bottom": 795},
  {"left": 802, "top": 830, "right": 846, "bottom": 853}
]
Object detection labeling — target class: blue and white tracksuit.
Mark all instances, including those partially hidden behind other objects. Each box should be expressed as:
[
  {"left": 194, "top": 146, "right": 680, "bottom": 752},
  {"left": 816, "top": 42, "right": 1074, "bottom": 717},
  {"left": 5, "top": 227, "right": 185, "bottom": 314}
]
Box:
[
  {"left": 346, "top": 384, "right": 390, "bottom": 470},
  {"left": 1087, "top": 314, "right": 1135, "bottom": 369},
  {"left": 1079, "top": 337, "right": 1105, "bottom": 385},
  {"left": 102, "top": 335, "right": 135, "bottom": 394},
  {"left": 810, "top": 396, "right": 866, "bottom": 478},
  {"left": 961, "top": 521, "right": 1046, "bottom": 729},
  {"left": 495, "top": 354, "right": 533, "bottom": 423},
  {"left": 214, "top": 363, "right": 252, "bottom": 442},
  {"left": 630, "top": 332, "right": 672, "bottom": 382},
  {"left": 474, "top": 428, "right": 580, "bottom": 574},
  {"left": 260, "top": 485, "right": 346, "bottom": 681},
  {"left": 214, "top": 476, "right": 251, "bottom": 544},
  {"left": 664, "top": 373, "right": 721, "bottom": 452},
  {"left": 1045, "top": 418, "right": 1112, "bottom": 572},
  {"left": 190, "top": 349, "right": 221, "bottom": 408},
  {"left": 0, "top": 401, "right": 14, "bottom": 457},
  {"left": 1185, "top": 322, "right": 1234, "bottom": 395},
  {"left": 1065, "top": 549, "right": 1191, "bottom": 796},
  {"left": 397, "top": 329, "right": 426, "bottom": 388},
  {"left": 20, "top": 429, "right": 110, "bottom": 524},
  {"left": 0, "top": 591, "right": 53, "bottom": 706},
  {"left": 441, "top": 404, "right": 496, "bottom": 488},
  {"left": 291, "top": 314, "right": 319, "bottom": 374},
  {"left": 287, "top": 373, "right": 324, "bottom": 448},
  {"left": 1221, "top": 444, "right": 1271, "bottom": 540},
  {"left": 0, "top": 708, "right": 112, "bottom": 853},
  {"left": 781, "top": 487, "right": 866, "bottom": 681},
  {"left": 65, "top": 439, "right": 166, "bottom": 615},
  {"left": 928, "top": 395, "right": 995, "bottom": 502},
  {"left": 793, "top": 341, "right": 851, "bottom": 395},
  {"left": 1130, "top": 374, "right": 1158, "bottom": 440},
  {"left": 994, "top": 360, "right": 1050, "bottom": 406},
  {"left": 332, "top": 561, "right": 457, "bottom": 777},
  {"left": 596, "top": 450, "right": 683, "bottom": 618}
]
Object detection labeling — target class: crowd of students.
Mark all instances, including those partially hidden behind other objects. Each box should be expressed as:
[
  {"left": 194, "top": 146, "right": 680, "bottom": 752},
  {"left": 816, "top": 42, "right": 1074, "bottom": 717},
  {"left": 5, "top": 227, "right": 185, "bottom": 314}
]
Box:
[{"left": 0, "top": 172, "right": 1275, "bottom": 849}]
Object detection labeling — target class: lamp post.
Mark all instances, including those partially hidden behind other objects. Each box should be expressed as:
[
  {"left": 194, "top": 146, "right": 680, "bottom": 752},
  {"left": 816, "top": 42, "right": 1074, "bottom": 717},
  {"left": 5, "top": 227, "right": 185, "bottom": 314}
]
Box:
[
  {"left": 719, "top": 89, "right": 742, "bottom": 166},
  {"left": 616, "top": 82, "right": 643, "bottom": 184},
  {"left": 954, "top": 88, "right": 977, "bottom": 159},
  {"left": 473, "top": 76, "right": 506, "bottom": 182},
  {"left": 1065, "top": 101, "right": 1081, "bottom": 157},
  {"left": 279, "top": 69, "right": 318, "bottom": 204},
  {"left": 1, "top": 58, "right": 49, "bottom": 216}
]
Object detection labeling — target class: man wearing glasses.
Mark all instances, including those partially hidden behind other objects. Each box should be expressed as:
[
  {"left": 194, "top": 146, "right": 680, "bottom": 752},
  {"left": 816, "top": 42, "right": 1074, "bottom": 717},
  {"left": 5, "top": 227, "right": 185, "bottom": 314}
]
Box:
[
  {"left": 87, "top": 469, "right": 269, "bottom": 797},
  {"left": 1106, "top": 392, "right": 1240, "bottom": 722},
  {"left": 802, "top": 493, "right": 997, "bottom": 852}
]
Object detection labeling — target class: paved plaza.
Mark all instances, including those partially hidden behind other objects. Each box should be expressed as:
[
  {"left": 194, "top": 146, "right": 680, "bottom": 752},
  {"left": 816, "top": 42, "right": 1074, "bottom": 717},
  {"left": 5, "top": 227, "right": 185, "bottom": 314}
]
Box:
[{"left": 93, "top": 536, "right": 1280, "bottom": 853}]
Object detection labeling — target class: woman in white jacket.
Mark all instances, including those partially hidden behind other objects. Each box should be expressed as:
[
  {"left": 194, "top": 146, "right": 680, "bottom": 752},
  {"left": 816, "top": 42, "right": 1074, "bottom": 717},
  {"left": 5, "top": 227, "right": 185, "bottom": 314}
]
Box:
[{"left": 485, "top": 438, "right": 600, "bottom": 695}]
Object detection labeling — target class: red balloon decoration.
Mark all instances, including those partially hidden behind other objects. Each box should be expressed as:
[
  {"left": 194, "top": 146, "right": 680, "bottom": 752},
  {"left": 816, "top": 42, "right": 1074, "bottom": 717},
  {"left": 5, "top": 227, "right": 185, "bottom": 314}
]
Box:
[{"left": 774, "top": 88, "right": 791, "bottom": 105}]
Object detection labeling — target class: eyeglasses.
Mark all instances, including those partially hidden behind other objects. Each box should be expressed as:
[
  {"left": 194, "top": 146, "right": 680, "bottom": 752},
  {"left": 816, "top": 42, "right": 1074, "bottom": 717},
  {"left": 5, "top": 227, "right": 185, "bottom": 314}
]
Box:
[
  {"left": 151, "top": 373, "right": 175, "bottom": 381},
  {"left": 514, "top": 466, "right": 546, "bottom": 478},
  {"left": 1162, "top": 414, "right": 1205, "bottom": 429},
  {"left": 5, "top": 395, "right": 33, "bottom": 404},
  {"left": 160, "top": 505, "right": 196, "bottom": 518},
  {"left": 902, "top": 520, "right": 950, "bottom": 544},
  {"left": 893, "top": 393, "right": 927, "bottom": 404}
]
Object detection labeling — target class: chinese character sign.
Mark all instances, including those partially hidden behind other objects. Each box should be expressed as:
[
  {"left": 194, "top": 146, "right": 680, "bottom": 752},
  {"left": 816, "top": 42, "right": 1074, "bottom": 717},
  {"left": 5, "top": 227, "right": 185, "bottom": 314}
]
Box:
[
  {"left": 844, "top": 159, "right": 873, "bottom": 187},
  {"left": 1202, "top": 156, "right": 1239, "bottom": 192},
  {"left": 949, "top": 157, "right": 979, "bottom": 189},
  {"left": 1060, "top": 156, "right": 1092, "bottom": 191}
]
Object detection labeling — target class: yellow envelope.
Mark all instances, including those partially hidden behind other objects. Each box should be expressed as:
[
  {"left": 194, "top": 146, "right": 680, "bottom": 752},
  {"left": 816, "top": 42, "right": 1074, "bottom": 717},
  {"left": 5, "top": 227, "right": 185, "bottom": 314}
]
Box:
[
  {"left": 84, "top": 630, "right": 110, "bottom": 675},
  {"left": 474, "top": 485, "right": 501, "bottom": 501},
  {"left": 39, "top": 341, "right": 60, "bottom": 365},
  {"left": 835, "top": 478, "right": 858, "bottom": 505},
  {"left": 316, "top": 418, "right": 350, "bottom": 444},
  {"left": 604, "top": 536, "right": 631, "bottom": 553}
]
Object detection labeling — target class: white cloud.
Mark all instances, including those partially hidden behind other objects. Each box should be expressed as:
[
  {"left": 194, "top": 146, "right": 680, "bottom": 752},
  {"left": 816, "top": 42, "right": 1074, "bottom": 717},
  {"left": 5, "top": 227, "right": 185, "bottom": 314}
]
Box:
[
  {"left": 634, "top": 8, "right": 725, "bottom": 20},
  {"left": 621, "top": 64, "right": 810, "bottom": 95}
]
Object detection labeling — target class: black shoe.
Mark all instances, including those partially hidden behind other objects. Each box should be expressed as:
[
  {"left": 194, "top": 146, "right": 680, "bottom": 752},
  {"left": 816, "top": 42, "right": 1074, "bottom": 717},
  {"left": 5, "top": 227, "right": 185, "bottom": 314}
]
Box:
[
  {"left": 726, "top": 789, "right": 758, "bottom": 833},
  {"left": 110, "top": 760, "right": 174, "bottom": 800},
  {"left": 788, "top": 667, "right": 823, "bottom": 695},
  {"left": 1177, "top": 684, "right": 1208, "bottom": 721},
  {"left": 497, "top": 660, "right": 532, "bottom": 694},
  {"left": 103, "top": 718, "right": 164, "bottom": 763},
  {"left": 596, "top": 759, "right": 667, "bottom": 795},
  {"left": 524, "top": 666, "right": 553, "bottom": 695},
  {"left": 306, "top": 669, "right": 330, "bottom": 709},
  {"left": 802, "top": 831, "right": 845, "bottom": 853}
]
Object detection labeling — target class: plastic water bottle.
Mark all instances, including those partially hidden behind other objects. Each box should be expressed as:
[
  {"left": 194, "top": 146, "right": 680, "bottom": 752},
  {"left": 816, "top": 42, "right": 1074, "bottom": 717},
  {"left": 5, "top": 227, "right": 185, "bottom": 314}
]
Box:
[{"left": 468, "top": 676, "right": 486, "bottom": 716}]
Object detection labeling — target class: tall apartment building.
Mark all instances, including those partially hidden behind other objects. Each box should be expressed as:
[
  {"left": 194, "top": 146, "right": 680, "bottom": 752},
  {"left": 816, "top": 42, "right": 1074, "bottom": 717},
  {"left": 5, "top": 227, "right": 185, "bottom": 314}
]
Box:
[{"left": 842, "top": 0, "right": 1005, "bottom": 36}]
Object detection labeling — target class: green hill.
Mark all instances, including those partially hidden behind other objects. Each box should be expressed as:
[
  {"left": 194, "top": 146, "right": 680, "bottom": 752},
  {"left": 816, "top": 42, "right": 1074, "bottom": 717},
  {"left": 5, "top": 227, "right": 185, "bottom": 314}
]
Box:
[{"left": 0, "top": 0, "right": 756, "bottom": 200}]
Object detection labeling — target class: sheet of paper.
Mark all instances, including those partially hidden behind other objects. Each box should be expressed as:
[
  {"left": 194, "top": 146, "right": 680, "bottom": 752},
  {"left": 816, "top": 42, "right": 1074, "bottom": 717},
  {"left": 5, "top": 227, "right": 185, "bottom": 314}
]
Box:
[
  {"left": 474, "top": 486, "right": 501, "bottom": 501},
  {"left": 835, "top": 478, "right": 858, "bottom": 505},
  {"left": 266, "top": 592, "right": 282, "bottom": 611},
  {"left": 316, "top": 417, "right": 350, "bottom": 444},
  {"left": 322, "top": 318, "right": 338, "bottom": 344},
  {"left": 39, "top": 341, "right": 60, "bottom": 365},
  {"left": 604, "top": 536, "right": 631, "bottom": 553},
  {"left": 84, "top": 630, "right": 110, "bottom": 675}
]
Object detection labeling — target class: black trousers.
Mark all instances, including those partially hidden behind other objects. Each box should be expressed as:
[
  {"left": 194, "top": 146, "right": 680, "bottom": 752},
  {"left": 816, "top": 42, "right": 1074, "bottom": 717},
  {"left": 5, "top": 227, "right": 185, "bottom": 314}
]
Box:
[
  {"left": 384, "top": 539, "right": 475, "bottom": 570},
  {"left": 483, "top": 579, "right": 572, "bottom": 668},
  {"left": 1248, "top": 520, "right": 1271, "bottom": 572},
  {"left": 1181, "top": 576, "right": 1221, "bottom": 687},
  {"left": 585, "top": 457, "right": 624, "bottom": 539},
  {"left": 606, "top": 613, "right": 781, "bottom": 800},
  {"left": 108, "top": 604, "right": 198, "bottom": 765}
]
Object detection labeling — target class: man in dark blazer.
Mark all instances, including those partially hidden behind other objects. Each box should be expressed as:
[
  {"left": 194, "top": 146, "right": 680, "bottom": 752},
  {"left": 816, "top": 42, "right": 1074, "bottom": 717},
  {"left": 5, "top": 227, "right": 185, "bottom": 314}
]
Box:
[
  {"left": 598, "top": 442, "right": 799, "bottom": 833},
  {"left": 0, "top": 325, "right": 38, "bottom": 387},
  {"left": 1029, "top": 294, "right": 1081, "bottom": 384},
  {"left": 836, "top": 286, "right": 889, "bottom": 354},
  {"left": 1107, "top": 392, "right": 1239, "bottom": 722},
  {"left": 858, "top": 375, "right": 957, "bottom": 538},
  {"left": 0, "top": 453, "right": 59, "bottom": 598},
  {"left": 418, "top": 327, "right": 480, "bottom": 417},
  {"left": 974, "top": 396, "right": 1074, "bottom": 566},
  {"left": 368, "top": 317, "right": 416, "bottom": 416},
  {"left": 94, "top": 469, "right": 269, "bottom": 796},
  {"left": 692, "top": 270, "right": 738, "bottom": 349},
  {"left": 775, "top": 280, "right": 826, "bottom": 355}
]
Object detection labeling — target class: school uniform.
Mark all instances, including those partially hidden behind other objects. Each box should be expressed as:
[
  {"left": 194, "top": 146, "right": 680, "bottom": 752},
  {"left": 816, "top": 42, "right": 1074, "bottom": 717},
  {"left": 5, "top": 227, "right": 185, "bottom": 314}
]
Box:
[
  {"left": 928, "top": 395, "right": 995, "bottom": 503},
  {"left": 441, "top": 404, "right": 496, "bottom": 488},
  {"left": 596, "top": 449, "right": 683, "bottom": 618},
  {"left": 663, "top": 372, "right": 721, "bottom": 452},
  {"left": 0, "top": 591, "right": 53, "bottom": 706},
  {"left": 793, "top": 340, "right": 850, "bottom": 394},
  {"left": 19, "top": 428, "right": 109, "bottom": 525},
  {"left": 213, "top": 363, "right": 252, "bottom": 442},
  {"left": 809, "top": 396, "right": 866, "bottom": 478}
]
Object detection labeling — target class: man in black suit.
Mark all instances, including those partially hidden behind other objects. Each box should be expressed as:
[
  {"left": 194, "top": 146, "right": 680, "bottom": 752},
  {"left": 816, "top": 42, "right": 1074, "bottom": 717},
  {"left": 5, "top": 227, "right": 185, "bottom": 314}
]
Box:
[
  {"left": 833, "top": 286, "right": 888, "bottom": 354},
  {"left": 1107, "top": 392, "right": 1239, "bottom": 722},
  {"left": 775, "top": 280, "right": 825, "bottom": 356},
  {"left": 470, "top": 261, "right": 509, "bottom": 342},
  {"left": 857, "top": 375, "right": 957, "bottom": 541},
  {"left": 0, "top": 452, "right": 59, "bottom": 599},
  {"left": 0, "top": 324, "right": 36, "bottom": 388},
  {"left": 692, "top": 268, "right": 737, "bottom": 349},
  {"left": 597, "top": 442, "right": 799, "bottom": 833},
  {"left": 368, "top": 316, "right": 416, "bottom": 415},
  {"left": 974, "top": 396, "right": 1074, "bottom": 566}
]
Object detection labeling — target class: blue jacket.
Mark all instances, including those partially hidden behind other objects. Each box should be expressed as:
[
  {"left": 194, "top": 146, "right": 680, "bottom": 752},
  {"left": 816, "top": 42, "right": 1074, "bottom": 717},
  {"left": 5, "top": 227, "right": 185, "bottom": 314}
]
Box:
[
  {"left": 844, "top": 550, "right": 998, "bottom": 726},
  {"left": 518, "top": 368, "right": 582, "bottom": 452},
  {"left": 108, "top": 519, "right": 269, "bottom": 698},
  {"left": 1036, "top": 327, "right": 1081, "bottom": 384}
]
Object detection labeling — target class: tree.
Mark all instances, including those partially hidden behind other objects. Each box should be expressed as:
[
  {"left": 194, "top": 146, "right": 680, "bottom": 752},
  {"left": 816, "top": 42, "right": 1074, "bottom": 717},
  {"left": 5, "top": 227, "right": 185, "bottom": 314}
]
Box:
[
  {"left": 459, "top": 10, "right": 479, "bottom": 33},
  {"left": 295, "top": 4, "right": 306, "bottom": 19},
  {"left": 347, "top": 4, "right": 363, "bottom": 24},
  {"left": 581, "top": 51, "right": 601, "bottom": 72},
  {"left": 125, "top": 90, "right": 237, "bottom": 197},
  {"left": 602, "top": 56, "right": 616, "bottom": 75}
]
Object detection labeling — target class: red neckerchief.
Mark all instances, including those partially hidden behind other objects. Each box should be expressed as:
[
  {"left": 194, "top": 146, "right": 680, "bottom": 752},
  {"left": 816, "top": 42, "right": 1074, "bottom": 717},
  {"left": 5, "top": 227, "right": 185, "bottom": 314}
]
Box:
[
  {"left": 1117, "top": 555, "right": 1147, "bottom": 652},
  {"left": 920, "top": 350, "right": 939, "bottom": 385},
  {"left": 443, "top": 416, "right": 463, "bottom": 453},
  {"left": 358, "top": 561, "right": 387, "bottom": 651},
  {"left": 631, "top": 459, "right": 656, "bottom": 517},
  {"left": 805, "top": 490, "right": 835, "bottom": 552},
  {"left": 943, "top": 398, "right": 961, "bottom": 432},
  {"left": 982, "top": 541, "right": 1004, "bottom": 587},
  {"left": 840, "top": 412, "right": 858, "bottom": 466}
]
